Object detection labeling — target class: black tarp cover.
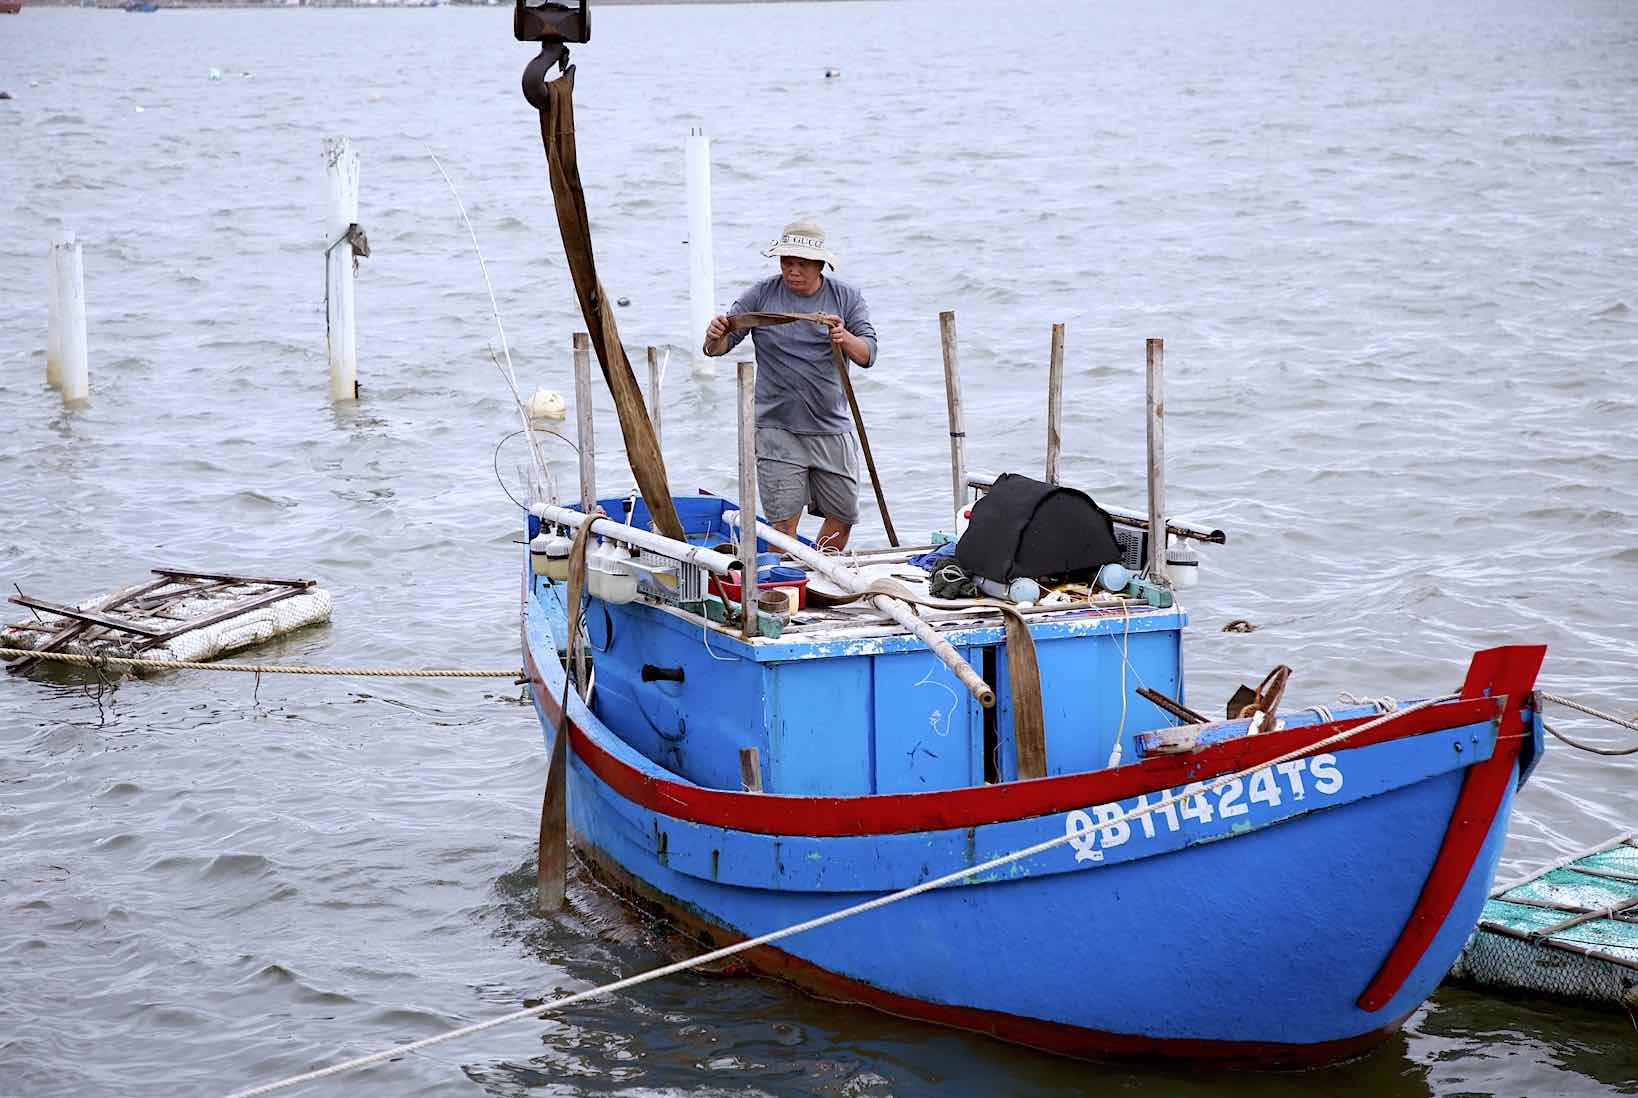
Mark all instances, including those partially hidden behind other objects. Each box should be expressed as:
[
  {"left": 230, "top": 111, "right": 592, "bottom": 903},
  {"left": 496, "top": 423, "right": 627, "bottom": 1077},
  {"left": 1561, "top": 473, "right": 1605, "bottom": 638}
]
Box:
[{"left": 955, "top": 473, "right": 1123, "bottom": 583}]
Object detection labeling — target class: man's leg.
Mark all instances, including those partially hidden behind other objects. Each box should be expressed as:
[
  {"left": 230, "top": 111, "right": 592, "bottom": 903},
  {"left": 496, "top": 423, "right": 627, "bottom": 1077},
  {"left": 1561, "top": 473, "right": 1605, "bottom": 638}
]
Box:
[
  {"left": 815, "top": 517, "right": 852, "bottom": 552},
  {"left": 771, "top": 514, "right": 802, "bottom": 538}
]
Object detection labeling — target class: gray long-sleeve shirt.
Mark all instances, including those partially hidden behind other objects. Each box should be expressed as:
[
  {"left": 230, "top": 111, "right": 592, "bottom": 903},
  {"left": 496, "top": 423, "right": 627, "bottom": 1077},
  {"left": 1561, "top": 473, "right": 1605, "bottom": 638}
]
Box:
[{"left": 724, "top": 275, "right": 878, "bottom": 435}]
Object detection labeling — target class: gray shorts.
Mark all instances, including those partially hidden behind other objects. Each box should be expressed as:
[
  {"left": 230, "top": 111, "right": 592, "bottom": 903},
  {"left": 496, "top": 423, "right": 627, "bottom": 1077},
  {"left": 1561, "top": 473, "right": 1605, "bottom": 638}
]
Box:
[{"left": 756, "top": 426, "right": 860, "bottom": 525}]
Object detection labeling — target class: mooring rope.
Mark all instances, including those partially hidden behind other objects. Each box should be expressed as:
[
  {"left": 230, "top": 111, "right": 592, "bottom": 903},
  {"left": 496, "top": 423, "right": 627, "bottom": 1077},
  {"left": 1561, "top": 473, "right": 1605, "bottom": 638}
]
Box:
[
  {"left": 218, "top": 695, "right": 1451, "bottom": 1098},
  {"left": 1538, "top": 691, "right": 1638, "bottom": 756},
  {"left": 0, "top": 648, "right": 520, "bottom": 679}
]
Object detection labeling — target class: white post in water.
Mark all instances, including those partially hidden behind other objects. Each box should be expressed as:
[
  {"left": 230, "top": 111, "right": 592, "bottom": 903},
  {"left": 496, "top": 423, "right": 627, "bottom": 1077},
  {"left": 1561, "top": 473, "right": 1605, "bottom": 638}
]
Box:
[
  {"left": 324, "top": 136, "right": 360, "bottom": 402},
  {"left": 686, "top": 128, "right": 716, "bottom": 364},
  {"left": 1046, "top": 322, "right": 1065, "bottom": 484},
  {"left": 45, "top": 230, "right": 71, "bottom": 389},
  {"left": 50, "top": 233, "right": 89, "bottom": 403},
  {"left": 938, "top": 311, "right": 967, "bottom": 526},
  {"left": 1145, "top": 337, "right": 1167, "bottom": 583},
  {"left": 574, "top": 332, "right": 596, "bottom": 513},
  {"left": 736, "top": 359, "right": 760, "bottom": 640}
]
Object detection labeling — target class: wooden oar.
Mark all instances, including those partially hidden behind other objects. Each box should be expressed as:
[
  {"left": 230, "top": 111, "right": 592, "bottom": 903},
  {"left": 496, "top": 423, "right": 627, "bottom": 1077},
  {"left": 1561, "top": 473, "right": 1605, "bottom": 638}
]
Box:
[{"left": 830, "top": 343, "right": 898, "bottom": 546}]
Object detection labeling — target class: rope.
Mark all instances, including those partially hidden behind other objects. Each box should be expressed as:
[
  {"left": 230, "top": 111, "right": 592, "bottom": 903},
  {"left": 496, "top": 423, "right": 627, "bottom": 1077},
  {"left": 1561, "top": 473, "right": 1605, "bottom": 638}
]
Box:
[
  {"left": 219, "top": 694, "right": 1451, "bottom": 1098},
  {"left": 0, "top": 648, "right": 519, "bottom": 679},
  {"left": 1540, "top": 692, "right": 1638, "bottom": 734}
]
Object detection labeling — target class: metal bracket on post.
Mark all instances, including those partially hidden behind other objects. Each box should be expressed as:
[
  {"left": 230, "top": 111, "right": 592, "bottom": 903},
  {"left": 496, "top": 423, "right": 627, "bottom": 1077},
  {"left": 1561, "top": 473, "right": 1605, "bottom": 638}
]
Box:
[{"left": 515, "top": 0, "right": 591, "bottom": 109}]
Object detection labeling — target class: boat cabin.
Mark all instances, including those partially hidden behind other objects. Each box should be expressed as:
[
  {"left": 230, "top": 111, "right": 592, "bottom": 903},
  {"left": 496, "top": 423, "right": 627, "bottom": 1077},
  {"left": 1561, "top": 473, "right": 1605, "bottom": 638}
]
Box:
[{"left": 528, "top": 492, "right": 1191, "bottom": 796}]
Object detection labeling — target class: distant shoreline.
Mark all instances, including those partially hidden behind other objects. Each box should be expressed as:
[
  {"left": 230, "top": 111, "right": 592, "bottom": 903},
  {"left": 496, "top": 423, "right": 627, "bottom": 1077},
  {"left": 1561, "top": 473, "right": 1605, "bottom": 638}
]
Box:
[{"left": 22, "top": 0, "right": 868, "bottom": 8}]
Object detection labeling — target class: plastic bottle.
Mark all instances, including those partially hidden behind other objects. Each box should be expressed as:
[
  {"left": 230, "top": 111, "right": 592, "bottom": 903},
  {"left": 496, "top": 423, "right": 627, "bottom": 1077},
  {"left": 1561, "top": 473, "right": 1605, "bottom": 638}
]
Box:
[{"left": 544, "top": 531, "right": 573, "bottom": 582}]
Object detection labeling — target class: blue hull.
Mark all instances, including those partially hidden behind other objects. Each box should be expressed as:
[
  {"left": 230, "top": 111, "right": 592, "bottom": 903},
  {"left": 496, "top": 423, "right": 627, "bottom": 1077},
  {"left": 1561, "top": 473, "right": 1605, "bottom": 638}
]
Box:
[{"left": 522, "top": 570, "right": 1545, "bottom": 1065}]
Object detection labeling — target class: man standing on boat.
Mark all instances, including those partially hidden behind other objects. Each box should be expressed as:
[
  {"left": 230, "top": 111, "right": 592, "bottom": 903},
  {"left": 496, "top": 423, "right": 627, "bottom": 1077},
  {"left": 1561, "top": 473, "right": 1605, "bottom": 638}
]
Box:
[{"left": 702, "top": 218, "right": 877, "bottom": 551}]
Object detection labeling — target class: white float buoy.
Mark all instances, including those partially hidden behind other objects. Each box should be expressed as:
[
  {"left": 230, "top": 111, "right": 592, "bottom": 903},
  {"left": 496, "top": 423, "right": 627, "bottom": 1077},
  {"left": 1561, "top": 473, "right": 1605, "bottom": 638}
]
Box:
[
  {"left": 208, "top": 68, "right": 223, "bottom": 82},
  {"left": 685, "top": 128, "right": 716, "bottom": 366},
  {"left": 526, "top": 388, "right": 567, "bottom": 422}
]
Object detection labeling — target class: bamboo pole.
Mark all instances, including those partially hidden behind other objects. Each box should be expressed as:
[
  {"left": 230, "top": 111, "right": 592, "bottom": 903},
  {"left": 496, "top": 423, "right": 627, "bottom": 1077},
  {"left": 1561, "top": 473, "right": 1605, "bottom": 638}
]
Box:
[
  {"left": 1046, "top": 323, "right": 1065, "bottom": 484},
  {"left": 646, "top": 345, "right": 662, "bottom": 448},
  {"left": 1145, "top": 338, "right": 1167, "bottom": 583},
  {"left": 830, "top": 345, "right": 898, "bottom": 546},
  {"left": 736, "top": 360, "right": 760, "bottom": 640},
  {"left": 574, "top": 332, "right": 595, "bottom": 514},
  {"left": 938, "top": 311, "right": 967, "bottom": 526},
  {"left": 754, "top": 521, "right": 995, "bottom": 708}
]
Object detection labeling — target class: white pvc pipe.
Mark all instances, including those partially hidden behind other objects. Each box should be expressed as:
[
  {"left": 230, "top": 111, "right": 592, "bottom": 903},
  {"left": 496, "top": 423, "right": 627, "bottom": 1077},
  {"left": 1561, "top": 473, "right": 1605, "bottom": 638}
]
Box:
[
  {"left": 752, "top": 520, "right": 995, "bottom": 708},
  {"left": 53, "top": 235, "right": 89, "bottom": 403},
  {"left": 530, "top": 501, "right": 739, "bottom": 577},
  {"left": 324, "top": 136, "right": 359, "bottom": 402},
  {"left": 45, "top": 229, "right": 73, "bottom": 390},
  {"left": 686, "top": 128, "right": 715, "bottom": 364}
]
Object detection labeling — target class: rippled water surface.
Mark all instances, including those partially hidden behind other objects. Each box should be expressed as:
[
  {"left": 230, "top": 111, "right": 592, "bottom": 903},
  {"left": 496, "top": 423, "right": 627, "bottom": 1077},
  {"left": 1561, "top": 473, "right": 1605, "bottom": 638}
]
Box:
[{"left": 3, "top": 1, "right": 1637, "bottom": 1095}]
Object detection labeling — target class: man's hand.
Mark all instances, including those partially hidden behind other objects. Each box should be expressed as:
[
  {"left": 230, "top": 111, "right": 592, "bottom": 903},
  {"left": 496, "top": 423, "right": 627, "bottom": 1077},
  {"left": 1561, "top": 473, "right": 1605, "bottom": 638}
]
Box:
[
  {"left": 703, "top": 314, "right": 732, "bottom": 357},
  {"left": 821, "top": 314, "right": 870, "bottom": 365},
  {"left": 820, "top": 314, "right": 849, "bottom": 344}
]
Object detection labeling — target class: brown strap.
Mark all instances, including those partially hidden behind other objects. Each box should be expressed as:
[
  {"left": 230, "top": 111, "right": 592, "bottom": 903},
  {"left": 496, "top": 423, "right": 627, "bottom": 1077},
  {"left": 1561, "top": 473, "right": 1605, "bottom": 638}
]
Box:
[
  {"left": 536, "top": 69, "right": 684, "bottom": 542},
  {"left": 724, "top": 311, "right": 899, "bottom": 547},
  {"left": 537, "top": 519, "right": 597, "bottom": 913}
]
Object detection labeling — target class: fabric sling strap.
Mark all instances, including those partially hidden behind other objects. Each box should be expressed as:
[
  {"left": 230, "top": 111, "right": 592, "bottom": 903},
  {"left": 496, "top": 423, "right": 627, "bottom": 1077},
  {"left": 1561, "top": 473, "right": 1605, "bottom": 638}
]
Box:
[
  {"left": 535, "top": 68, "right": 685, "bottom": 542},
  {"left": 726, "top": 311, "right": 900, "bottom": 547}
]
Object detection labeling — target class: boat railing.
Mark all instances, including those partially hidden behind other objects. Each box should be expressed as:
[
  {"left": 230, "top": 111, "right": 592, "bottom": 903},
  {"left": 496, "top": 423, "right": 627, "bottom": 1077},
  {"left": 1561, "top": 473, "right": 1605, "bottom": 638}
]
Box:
[{"left": 965, "top": 473, "right": 1227, "bottom": 545}]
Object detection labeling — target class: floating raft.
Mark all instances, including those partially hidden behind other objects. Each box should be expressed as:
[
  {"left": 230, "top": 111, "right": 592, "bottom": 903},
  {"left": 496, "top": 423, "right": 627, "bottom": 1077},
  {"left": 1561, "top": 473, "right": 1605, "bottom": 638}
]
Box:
[
  {"left": 1451, "top": 834, "right": 1638, "bottom": 1008},
  {"left": 2, "top": 569, "right": 331, "bottom": 672}
]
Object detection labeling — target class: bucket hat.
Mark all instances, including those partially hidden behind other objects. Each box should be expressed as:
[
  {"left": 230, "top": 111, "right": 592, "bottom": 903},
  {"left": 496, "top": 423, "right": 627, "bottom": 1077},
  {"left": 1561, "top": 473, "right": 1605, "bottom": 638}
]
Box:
[{"left": 763, "top": 218, "right": 837, "bottom": 269}]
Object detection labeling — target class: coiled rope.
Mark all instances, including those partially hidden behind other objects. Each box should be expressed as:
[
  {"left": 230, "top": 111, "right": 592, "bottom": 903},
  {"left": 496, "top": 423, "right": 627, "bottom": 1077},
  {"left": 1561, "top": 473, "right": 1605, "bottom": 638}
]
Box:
[
  {"left": 1539, "top": 691, "right": 1638, "bottom": 755},
  {"left": 0, "top": 648, "right": 520, "bottom": 679},
  {"left": 218, "top": 695, "right": 1451, "bottom": 1098}
]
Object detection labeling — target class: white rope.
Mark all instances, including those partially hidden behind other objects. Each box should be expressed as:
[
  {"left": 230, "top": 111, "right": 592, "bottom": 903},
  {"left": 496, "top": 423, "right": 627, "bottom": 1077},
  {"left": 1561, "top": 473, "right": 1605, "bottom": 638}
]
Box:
[
  {"left": 1338, "top": 692, "right": 1399, "bottom": 714},
  {"left": 1540, "top": 691, "right": 1638, "bottom": 735},
  {"left": 220, "top": 694, "right": 1452, "bottom": 1098}
]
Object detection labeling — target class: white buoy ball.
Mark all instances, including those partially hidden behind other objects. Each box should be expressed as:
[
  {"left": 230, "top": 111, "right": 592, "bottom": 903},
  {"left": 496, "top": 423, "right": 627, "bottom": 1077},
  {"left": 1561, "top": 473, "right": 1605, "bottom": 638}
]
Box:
[
  {"left": 526, "top": 388, "right": 567, "bottom": 421},
  {"left": 208, "top": 68, "right": 224, "bottom": 82}
]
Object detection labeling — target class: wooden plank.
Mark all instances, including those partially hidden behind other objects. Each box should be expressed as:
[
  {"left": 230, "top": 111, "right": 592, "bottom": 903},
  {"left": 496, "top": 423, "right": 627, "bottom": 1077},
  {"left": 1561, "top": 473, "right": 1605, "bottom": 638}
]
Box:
[
  {"left": 1476, "top": 918, "right": 1638, "bottom": 974},
  {"left": 1145, "top": 337, "right": 1166, "bottom": 582},
  {"left": 131, "top": 586, "right": 311, "bottom": 650},
  {"left": 739, "top": 747, "right": 763, "bottom": 793},
  {"left": 736, "top": 360, "right": 760, "bottom": 641},
  {"left": 6, "top": 576, "right": 175, "bottom": 673},
  {"left": 7, "top": 595, "right": 170, "bottom": 638},
  {"left": 939, "top": 311, "right": 967, "bottom": 525},
  {"left": 574, "top": 331, "right": 596, "bottom": 514},
  {"left": 151, "top": 569, "right": 314, "bottom": 588},
  {"left": 1528, "top": 896, "right": 1638, "bottom": 940},
  {"left": 1045, "top": 322, "right": 1064, "bottom": 484}
]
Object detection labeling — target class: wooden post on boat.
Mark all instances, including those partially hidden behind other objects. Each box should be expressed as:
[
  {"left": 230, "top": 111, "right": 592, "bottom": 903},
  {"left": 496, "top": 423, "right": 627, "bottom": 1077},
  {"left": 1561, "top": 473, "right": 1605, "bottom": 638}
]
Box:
[
  {"left": 48, "top": 231, "right": 89, "bottom": 403},
  {"left": 1046, "top": 322, "right": 1065, "bottom": 484},
  {"left": 324, "top": 136, "right": 360, "bottom": 402},
  {"left": 939, "top": 311, "right": 967, "bottom": 526},
  {"left": 646, "top": 345, "right": 662, "bottom": 448},
  {"left": 574, "top": 332, "right": 596, "bottom": 513},
  {"left": 1145, "top": 337, "right": 1167, "bottom": 583},
  {"left": 739, "top": 747, "right": 763, "bottom": 792},
  {"left": 736, "top": 359, "right": 760, "bottom": 640}
]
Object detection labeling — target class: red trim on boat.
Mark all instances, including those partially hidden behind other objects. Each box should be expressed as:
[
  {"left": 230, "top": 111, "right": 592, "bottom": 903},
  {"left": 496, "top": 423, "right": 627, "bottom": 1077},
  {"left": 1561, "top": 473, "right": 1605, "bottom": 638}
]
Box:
[
  {"left": 524, "top": 643, "right": 1510, "bottom": 838},
  {"left": 576, "top": 838, "right": 1408, "bottom": 1069},
  {"left": 1355, "top": 644, "right": 1547, "bottom": 1012}
]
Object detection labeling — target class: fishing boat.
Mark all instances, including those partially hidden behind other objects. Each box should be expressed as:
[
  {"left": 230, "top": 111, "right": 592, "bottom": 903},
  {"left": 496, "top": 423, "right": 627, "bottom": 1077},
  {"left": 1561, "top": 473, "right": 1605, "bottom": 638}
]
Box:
[
  {"left": 0, "top": 1, "right": 23, "bottom": 14},
  {"left": 507, "top": 0, "right": 1549, "bottom": 1067},
  {"left": 519, "top": 486, "right": 1547, "bottom": 1066}
]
